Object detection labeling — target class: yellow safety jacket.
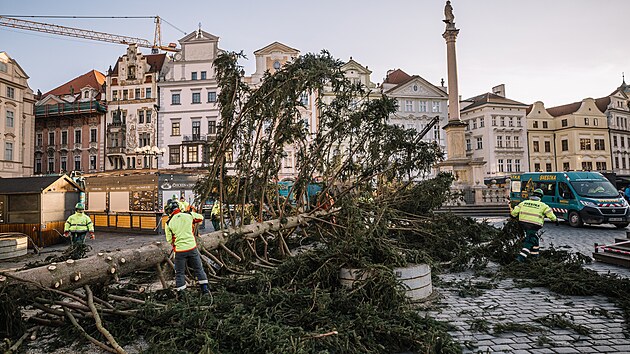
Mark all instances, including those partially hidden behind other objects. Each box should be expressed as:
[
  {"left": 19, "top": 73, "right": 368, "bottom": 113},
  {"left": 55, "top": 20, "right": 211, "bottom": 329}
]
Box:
[
  {"left": 64, "top": 212, "right": 94, "bottom": 233},
  {"left": 178, "top": 200, "right": 190, "bottom": 212},
  {"left": 165, "top": 210, "right": 204, "bottom": 252},
  {"left": 511, "top": 199, "right": 557, "bottom": 227},
  {"left": 211, "top": 201, "right": 221, "bottom": 216}
]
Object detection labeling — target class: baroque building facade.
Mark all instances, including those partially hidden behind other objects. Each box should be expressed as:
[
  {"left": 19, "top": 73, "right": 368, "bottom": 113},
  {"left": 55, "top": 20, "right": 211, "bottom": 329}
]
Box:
[
  {"left": 105, "top": 45, "right": 165, "bottom": 170},
  {"left": 34, "top": 70, "right": 107, "bottom": 175},
  {"left": 381, "top": 69, "right": 448, "bottom": 152},
  {"left": 158, "top": 29, "right": 222, "bottom": 170},
  {"left": 0, "top": 52, "right": 35, "bottom": 177},
  {"left": 460, "top": 85, "right": 529, "bottom": 179},
  {"left": 526, "top": 98, "right": 611, "bottom": 173}
]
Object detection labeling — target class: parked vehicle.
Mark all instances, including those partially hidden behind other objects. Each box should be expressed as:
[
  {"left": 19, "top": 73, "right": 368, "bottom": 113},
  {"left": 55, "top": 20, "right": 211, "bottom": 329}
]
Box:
[
  {"left": 510, "top": 171, "right": 629, "bottom": 228},
  {"left": 278, "top": 180, "right": 322, "bottom": 207}
]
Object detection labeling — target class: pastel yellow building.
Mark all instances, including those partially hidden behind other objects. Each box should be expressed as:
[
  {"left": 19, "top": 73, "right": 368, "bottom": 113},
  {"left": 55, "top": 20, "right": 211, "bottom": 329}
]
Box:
[{"left": 527, "top": 98, "right": 611, "bottom": 173}]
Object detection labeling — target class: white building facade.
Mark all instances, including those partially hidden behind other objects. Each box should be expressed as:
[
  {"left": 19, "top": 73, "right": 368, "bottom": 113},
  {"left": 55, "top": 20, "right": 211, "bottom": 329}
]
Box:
[
  {"left": 461, "top": 85, "right": 529, "bottom": 179},
  {"left": 158, "top": 29, "right": 222, "bottom": 170},
  {"left": 381, "top": 69, "right": 448, "bottom": 152},
  {"left": 0, "top": 52, "right": 35, "bottom": 177}
]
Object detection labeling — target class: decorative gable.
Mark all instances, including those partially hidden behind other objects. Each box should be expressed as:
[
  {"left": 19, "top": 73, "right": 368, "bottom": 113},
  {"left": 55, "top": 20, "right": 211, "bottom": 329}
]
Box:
[
  {"left": 387, "top": 76, "right": 447, "bottom": 98},
  {"left": 179, "top": 29, "right": 219, "bottom": 44},
  {"left": 254, "top": 41, "right": 300, "bottom": 56}
]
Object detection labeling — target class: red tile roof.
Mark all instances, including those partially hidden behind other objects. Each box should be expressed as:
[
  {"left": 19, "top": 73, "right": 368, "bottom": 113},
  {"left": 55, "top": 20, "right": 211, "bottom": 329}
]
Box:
[
  {"left": 145, "top": 53, "right": 166, "bottom": 73},
  {"left": 384, "top": 69, "right": 411, "bottom": 84},
  {"left": 44, "top": 70, "right": 106, "bottom": 96},
  {"left": 545, "top": 97, "right": 610, "bottom": 117}
]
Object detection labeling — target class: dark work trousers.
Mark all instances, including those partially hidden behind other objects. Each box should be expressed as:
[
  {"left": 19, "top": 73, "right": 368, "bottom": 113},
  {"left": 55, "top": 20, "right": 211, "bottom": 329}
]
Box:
[
  {"left": 517, "top": 222, "right": 541, "bottom": 262},
  {"left": 71, "top": 231, "right": 88, "bottom": 245},
  {"left": 174, "top": 248, "right": 208, "bottom": 291}
]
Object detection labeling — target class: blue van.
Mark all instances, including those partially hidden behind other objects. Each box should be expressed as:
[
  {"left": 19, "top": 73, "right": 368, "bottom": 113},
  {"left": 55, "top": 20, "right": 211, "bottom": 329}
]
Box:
[{"left": 510, "top": 172, "right": 629, "bottom": 228}]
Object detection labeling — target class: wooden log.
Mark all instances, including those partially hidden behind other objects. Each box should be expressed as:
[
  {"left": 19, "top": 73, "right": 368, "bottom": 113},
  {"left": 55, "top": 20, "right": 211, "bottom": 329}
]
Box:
[{"left": 3, "top": 212, "right": 328, "bottom": 291}]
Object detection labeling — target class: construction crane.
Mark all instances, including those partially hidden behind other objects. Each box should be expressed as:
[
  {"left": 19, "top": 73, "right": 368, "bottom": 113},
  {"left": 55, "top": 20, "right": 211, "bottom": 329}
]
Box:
[
  {"left": 0, "top": 15, "right": 180, "bottom": 53},
  {"left": 417, "top": 115, "right": 441, "bottom": 139}
]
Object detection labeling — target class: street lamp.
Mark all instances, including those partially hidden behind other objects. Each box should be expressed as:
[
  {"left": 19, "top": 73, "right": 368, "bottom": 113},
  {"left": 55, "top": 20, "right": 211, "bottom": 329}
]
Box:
[{"left": 134, "top": 145, "right": 167, "bottom": 171}]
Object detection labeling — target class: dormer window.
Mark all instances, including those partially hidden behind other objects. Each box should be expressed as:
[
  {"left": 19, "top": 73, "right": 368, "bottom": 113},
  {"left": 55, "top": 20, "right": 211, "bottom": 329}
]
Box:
[{"left": 83, "top": 91, "right": 90, "bottom": 99}]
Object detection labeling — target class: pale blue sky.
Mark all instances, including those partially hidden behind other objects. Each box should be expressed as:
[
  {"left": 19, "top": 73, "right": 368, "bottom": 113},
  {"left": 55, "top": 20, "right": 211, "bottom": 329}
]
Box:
[{"left": 1, "top": 0, "right": 628, "bottom": 107}]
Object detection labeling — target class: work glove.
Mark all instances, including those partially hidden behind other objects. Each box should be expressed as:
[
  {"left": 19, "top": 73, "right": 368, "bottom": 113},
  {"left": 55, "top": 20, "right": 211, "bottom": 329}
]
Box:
[
  {"left": 89, "top": 232, "right": 95, "bottom": 240},
  {"left": 555, "top": 220, "right": 560, "bottom": 226},
  {"left": 63, "top": 231, "right": 69, "bottom": 238}
]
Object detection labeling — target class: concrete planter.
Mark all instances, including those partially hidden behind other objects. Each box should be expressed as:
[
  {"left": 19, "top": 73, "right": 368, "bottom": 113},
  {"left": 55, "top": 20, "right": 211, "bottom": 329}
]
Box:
[
  {"left": 0, "top": 235, "right": 28, "bottom": 260},
  {"left": 339, "top": 263, "right": 432, "bottom": 301}
]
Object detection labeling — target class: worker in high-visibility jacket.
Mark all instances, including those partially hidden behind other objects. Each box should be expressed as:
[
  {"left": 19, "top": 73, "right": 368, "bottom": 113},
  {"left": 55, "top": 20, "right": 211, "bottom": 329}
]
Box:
[
  {"left": 179, "top": 196, "right": 190, "bottom": 212},
  {"left": 164, "top": 199, "right": 209, "bottom": 294},
  {"left": 510, "top": 188, "right": 558, "bottom": 262},
  {"left": 64, "top": 203, "right": 94, "bottom": 244},
  {"left": 211, "top": 199, "right": 222, "bottom": 231}
]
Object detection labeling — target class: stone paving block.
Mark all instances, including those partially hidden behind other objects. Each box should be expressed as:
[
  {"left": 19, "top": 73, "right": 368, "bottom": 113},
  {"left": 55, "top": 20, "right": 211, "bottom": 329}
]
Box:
[
  {"left": 508, "top": 343, "right": 532, "bottom": 350},
  {"left": 551, "top": 347, "right": 580, "bottom": 353},
  {"left": 608, "top": 327, "right": 625, "bottom": 333},
  {"left": 490, "top": 344, "right": 513, "bottom": 352},
  {"left": 491, "top": 338, "right": 516, "bottom": 345},
  {"left": 591, "top": 345, "right": 616, "bottom": 352},
  {"left": 473, "top": 334, "right": 496, "bottom": 340},
  {"left": 511, "top": 350, "right": 531, "bottom": 354},
  {"left": 550, "top": 335, "right": 575, "bottom": 342},
  {"left": 607, "top": 337, "right": 630, "bottom": 344},
  {"left": 533, "top": 348, "right": 556, "bottom": 353},
  {"left": 611, "top": 344, "right": 630, "bottom": 352},
  {"left": 512, "top": 336, "right": 534, "bottom": 344}
]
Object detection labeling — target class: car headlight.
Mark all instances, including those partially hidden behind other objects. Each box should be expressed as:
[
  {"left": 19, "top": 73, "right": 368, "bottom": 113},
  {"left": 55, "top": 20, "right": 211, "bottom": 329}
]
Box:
[{"left": 580, "top": 200, "right": 597, "bottom": 207}]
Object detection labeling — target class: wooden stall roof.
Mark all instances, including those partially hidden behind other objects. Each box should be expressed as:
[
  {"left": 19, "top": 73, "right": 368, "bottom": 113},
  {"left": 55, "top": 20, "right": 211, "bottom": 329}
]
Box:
[{"left": 0, "top": 175, "right": 82, "bottom": 194}]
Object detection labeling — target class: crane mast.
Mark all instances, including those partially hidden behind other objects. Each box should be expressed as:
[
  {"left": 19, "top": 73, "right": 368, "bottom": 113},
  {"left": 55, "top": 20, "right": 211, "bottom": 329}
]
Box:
[{"left": 0, "top": 15, "right": 179, "bottom": 52}]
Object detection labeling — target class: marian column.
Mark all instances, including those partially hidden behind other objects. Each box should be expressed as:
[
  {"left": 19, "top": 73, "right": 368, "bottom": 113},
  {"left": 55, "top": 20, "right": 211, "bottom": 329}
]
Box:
[
  {"left": 440, "top": 1, "right": 486, "bottom": 201},
  {"left": 442, "top": 0, "right": 466, "bottom": 160}
]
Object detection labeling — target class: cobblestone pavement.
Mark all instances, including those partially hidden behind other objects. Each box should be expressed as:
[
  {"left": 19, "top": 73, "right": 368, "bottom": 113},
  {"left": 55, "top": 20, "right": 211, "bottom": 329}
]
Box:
[{"left": 427, "top": 218, "right": 630, "bottom": 353}]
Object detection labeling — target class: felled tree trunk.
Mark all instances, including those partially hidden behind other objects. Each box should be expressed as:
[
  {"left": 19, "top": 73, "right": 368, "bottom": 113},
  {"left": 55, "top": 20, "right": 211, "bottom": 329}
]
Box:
[{"left": 2, "top": 213, "right": 318, "bottom": 291}]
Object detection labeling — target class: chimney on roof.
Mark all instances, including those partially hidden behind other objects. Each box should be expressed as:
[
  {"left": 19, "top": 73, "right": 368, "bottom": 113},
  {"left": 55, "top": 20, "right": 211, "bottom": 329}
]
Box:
[{"left": 492, "top": 84, "right": 506, "bottom": 98}]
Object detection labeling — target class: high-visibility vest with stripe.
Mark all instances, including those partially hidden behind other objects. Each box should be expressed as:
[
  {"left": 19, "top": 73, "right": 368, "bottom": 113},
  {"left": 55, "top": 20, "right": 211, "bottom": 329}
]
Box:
[
  {"left": 165, "top": 211, "right": 204, "bottom": 252},
  {"left": 64, "top": 212, "right": 94, "bottom": 232},
  {"left": 511, "top": 199, "right": 557, "bottom": 227}
]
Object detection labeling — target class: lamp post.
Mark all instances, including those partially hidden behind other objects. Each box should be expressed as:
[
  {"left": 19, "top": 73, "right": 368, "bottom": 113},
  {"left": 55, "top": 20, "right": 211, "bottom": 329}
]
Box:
[{"left": 134, "top": 145, "right": 166, "bottom": 172}]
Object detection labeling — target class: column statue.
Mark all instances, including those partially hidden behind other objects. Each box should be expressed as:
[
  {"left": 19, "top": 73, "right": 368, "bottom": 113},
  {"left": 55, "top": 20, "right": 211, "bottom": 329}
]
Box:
[{"left": 444, "top": 1, "right": 456, "bottom": 28}]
